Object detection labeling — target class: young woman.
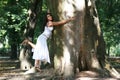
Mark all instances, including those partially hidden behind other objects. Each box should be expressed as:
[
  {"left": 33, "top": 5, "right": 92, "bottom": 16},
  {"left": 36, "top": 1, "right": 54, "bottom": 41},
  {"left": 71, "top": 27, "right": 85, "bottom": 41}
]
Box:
[{"left": 22, "top": 12, "right": 74, "bottom": 72}]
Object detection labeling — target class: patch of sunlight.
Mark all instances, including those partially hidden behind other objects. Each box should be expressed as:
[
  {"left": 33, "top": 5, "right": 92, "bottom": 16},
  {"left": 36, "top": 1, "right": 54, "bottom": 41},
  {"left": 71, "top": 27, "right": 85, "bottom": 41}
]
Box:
[
  {"left": 63, "top": 0, "right": 85, "bottom": 11},
  {"left": 110, "top": 44, "right": 120, "bottom": 57},
  {"left": 69, "top": 38, "right": 74, "bottom": 45},
  {"left": 0, "top": 67, "right": 15, "bottom": 70},
  {"left": 88, "top": 0, "right": 92, "bottom": 7},
  {"left": 63, "top": 45, "right": 70, "bottom": 64},
  {"left": 74, "top": 0, "right": 85, "bottom": 11},
  {"left": 0, "top": 43, "right": 3, "bottom": 48},
  {"left": 91, "top": 49, "right": 100, "bottom": 69},
  {"left": 59, "top": 0, "right": 86, "bottom": 21},
  {"left": 91, "top": 58, "right": 100, "bottom": 69},
  {"left": 63, "top": 45, "right": 74, "bottom": 77},
  {"left": 58, "top": 0, "right": 75, "bottom": 19},
  {"left": 76, "top": 77, "right": 98, "bottom": 80},
  {"left": 63, "top": 1, "right": 74, "bottom": 17}
]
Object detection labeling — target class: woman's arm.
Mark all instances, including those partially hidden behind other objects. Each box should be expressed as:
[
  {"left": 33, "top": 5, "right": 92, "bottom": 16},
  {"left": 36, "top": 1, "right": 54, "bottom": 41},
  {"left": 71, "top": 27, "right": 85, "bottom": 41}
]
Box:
[{"left": 52, "top": 17, "right": 74, "bottom": 26}]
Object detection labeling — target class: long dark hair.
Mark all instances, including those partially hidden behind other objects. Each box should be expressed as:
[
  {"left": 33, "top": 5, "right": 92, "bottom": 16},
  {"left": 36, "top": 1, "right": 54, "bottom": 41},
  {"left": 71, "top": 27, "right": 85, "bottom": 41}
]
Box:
[{"left": 43, "top": 12, "right": 53, "bottom": 27}]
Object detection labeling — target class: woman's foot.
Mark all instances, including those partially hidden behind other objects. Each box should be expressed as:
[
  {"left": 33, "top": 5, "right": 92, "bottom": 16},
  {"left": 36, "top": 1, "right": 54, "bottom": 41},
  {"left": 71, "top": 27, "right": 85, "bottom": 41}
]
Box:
[{"left": 35, "top": 67, "right": 42, "bottom": 72}]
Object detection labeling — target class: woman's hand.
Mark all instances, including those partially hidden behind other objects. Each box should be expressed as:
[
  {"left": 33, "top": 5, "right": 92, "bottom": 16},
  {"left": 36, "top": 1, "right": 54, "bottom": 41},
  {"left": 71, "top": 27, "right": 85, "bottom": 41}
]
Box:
[{"left": 52, "top": 17, "right": 75, "bottom": 26}]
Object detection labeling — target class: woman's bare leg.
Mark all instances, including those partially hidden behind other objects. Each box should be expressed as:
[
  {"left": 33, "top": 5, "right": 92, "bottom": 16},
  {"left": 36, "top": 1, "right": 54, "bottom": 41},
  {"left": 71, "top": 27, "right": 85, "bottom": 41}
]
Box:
[
  {"left": 35, "top": 60, "right": 41, "bottom": 72},
  {"left": 35, "top": 60, "right": 40, "bottom": 68},
  {"left": 27, "top": 41, "right": 41, "bottom": 71},
  {"left": 22, "top": 39, "right": 41, "bottom": 72}
]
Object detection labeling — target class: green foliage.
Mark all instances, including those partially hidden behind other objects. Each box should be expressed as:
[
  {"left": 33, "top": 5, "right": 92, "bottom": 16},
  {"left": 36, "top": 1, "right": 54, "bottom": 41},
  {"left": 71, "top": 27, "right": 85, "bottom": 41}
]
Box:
[
  {"left": 0, "top": 0, "right": 48, "bottom": 54},
  {"left": 0, "top": 0, "right": 29, "bottom": 53},
  {"left": 96, "top": 0, "right": 120, "bottom": 56},
  {"left": 110, "top": 44, "right": 120, "bottom": 56}
]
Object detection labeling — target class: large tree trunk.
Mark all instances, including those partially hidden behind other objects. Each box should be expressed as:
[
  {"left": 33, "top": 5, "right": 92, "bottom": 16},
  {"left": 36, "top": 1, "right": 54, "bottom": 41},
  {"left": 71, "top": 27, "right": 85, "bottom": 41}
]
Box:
[
  {"left": 48, "top": 0, "right": 120, "bottom": 79},
  {"left": 19, "top": 0, "right": 42, "bottom": 70}
]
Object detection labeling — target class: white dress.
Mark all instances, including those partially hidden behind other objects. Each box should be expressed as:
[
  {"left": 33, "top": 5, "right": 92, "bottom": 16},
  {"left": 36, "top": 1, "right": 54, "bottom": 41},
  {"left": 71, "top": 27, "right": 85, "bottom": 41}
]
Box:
[{"left": 32, "top": 26, "right": 53, "bottom": 63}]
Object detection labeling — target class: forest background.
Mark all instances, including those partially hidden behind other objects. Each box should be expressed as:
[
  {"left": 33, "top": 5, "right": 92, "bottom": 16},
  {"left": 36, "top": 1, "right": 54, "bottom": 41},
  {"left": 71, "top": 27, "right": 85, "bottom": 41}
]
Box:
[{"left": 0, "top": 0, "right": 120, "bottom": 79}]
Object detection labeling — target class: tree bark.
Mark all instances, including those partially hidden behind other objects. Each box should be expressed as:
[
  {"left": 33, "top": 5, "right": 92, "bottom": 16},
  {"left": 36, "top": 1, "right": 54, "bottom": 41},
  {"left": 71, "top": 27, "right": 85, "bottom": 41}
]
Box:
[
  {"left": 48, "top": 0, "right": 120, "bottom": 79},
  {"left": 19, "top": 0, "right": 42, "bottom": 70},
  {"left": 9, "top": 30, "right": 18, "bottom": 59}
]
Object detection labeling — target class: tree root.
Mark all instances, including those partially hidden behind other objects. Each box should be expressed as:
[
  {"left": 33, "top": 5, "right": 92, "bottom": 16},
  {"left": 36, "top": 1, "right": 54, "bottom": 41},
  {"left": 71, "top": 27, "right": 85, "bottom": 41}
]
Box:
[{"left": 104, "top": 60, "right": 120, "bottom": 78}]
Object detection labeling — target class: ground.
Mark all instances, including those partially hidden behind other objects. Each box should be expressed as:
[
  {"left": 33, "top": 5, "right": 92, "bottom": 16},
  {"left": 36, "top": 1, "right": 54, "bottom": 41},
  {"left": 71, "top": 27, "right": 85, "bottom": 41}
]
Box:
[{"left": 0, "top": 57, "right": 120, "bottom": 80}]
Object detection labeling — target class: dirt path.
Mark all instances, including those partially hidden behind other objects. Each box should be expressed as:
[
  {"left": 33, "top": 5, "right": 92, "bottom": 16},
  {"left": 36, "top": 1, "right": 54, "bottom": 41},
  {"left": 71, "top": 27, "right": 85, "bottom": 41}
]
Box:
[
  {"left": 0, "top": 68, "right": 56, "bottom": 80},
  {"left": 0, "top": 58, "right": 120, "bottom": 80},
  {"left": 1, "top": 68, "right": 120, "bottom": 80}
]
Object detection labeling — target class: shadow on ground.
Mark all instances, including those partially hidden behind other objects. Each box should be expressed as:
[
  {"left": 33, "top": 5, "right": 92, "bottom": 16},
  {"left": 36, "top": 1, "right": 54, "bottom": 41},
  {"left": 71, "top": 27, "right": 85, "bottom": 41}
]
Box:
[{"left": 0, "top": 57, "right": 120, "bottom": 80}]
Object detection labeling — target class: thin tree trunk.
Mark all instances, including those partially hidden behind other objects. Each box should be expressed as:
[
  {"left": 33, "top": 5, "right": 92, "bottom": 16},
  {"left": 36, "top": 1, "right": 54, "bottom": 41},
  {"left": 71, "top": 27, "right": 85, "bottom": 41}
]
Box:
[
  {"left": 10, "top": 43, "right": 17, "bottom": 59},
  {"left": 7, "top": 0, "right": 18, "bottom": 59},
  {"left": 19, "top": 0, "right": 42, "bottom": 70},
  {"left": 9, "top": 28, "right": 18, "bottom": 59},
  {"left": 107, "top": 46, "right": 110, "bottom": 56}
]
